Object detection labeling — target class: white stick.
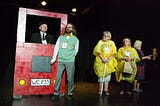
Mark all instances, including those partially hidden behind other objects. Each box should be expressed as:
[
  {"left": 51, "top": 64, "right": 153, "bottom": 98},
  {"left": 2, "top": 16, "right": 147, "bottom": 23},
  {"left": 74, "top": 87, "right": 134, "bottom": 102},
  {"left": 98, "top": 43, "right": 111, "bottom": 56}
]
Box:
[{"left": 100, "top": 63, "right": 107, "bottom": 95}]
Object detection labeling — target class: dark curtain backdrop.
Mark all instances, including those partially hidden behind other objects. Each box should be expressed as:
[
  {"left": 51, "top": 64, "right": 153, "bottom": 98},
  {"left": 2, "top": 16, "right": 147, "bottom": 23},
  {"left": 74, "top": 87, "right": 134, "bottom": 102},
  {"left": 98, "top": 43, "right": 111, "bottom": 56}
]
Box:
[
  {"left": 1, "top": 3, "right": 160, "bottom": 88},
  {"left": 0, "top": 5, "right": 18, "bottom": 86}
]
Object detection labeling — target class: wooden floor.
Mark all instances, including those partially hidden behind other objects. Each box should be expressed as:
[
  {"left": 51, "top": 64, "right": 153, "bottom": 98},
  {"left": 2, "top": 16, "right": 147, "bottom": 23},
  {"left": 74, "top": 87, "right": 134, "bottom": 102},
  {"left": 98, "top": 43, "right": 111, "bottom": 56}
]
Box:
[{"left": 0, "top": 81, "right": 160, "bottom": 106}]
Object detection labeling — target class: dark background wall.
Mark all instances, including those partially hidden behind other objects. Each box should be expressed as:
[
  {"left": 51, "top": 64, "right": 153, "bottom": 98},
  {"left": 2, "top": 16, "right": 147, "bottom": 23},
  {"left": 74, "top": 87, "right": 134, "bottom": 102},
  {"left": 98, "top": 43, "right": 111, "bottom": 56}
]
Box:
[{"left": 0, "top": 1, "right": 160, "bottom": 87}]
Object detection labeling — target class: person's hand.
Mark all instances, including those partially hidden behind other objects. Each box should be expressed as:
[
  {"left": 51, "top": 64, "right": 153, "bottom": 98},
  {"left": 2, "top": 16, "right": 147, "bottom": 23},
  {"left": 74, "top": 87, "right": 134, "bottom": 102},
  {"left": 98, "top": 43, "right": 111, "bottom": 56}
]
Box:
[
  {"left": 108, "top": 56, "right": 112, "bottom": 61},
  {"left": 50, "top": 58, "right": 56, "bottom": 64},
  {"left": 124, "top": 57, "right": 131, "bottom": 62},
  {"left": 99, "top": 55, "right": 106, "bottom": 63},
  {"left": 100, "top": 56, "right": 107, "bottom": 63},
  {"left": 101, "top": 57, "right": 106, "bottom": 63},
  {"left": 146, "top": 55, "right": 152, "bottom": 60}
]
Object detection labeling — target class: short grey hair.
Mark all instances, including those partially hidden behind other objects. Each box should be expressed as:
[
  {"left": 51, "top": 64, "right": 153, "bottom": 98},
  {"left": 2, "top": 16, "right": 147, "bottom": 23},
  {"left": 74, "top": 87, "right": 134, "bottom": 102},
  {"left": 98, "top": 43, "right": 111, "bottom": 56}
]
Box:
[
  {"left": 133, "top": 40, "right": 142, "bottom": 49},
  {"left": 103, "top": 31, "right": 112, "bottom": 39}
]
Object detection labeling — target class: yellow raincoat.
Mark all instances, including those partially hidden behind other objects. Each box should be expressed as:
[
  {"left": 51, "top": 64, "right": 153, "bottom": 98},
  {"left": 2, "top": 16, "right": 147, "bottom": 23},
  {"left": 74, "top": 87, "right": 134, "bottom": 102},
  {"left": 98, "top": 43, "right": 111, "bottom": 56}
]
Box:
[
  {"left": 115, "top": 46, "right": 140, "bottom": 83},
  {"left": 93, "top": 40, "right": 117, "bottom": 78}
]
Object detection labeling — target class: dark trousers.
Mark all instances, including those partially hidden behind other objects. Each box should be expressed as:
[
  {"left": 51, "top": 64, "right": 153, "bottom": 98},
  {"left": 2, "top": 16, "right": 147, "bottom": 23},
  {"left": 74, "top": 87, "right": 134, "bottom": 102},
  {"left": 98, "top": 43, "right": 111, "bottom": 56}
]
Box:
[{"left": 120, "top": 80, "right": 132, "bottom": 91}]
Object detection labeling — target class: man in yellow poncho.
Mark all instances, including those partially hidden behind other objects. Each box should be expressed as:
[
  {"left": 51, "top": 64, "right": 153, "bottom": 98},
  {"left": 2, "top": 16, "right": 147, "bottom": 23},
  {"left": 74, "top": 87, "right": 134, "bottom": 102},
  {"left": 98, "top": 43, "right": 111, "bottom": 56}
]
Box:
[
  {"left": 115, "top": 38, "right": 140, "bottom": 95},
  {"left": 93, "top": 31, "right": 117, "bottom": 96}
]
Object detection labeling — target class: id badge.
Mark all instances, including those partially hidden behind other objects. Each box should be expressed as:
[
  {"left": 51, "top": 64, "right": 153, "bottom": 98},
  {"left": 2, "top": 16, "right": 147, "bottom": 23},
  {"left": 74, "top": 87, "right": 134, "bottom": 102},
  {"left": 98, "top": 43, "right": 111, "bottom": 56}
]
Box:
[
  {"left": 61, "top": 43, "right": 67, "bottom": 48},
  {"left": 125, "top": 51, "right": 130, "bottom": 56},
  {"left": 104, "top": 47, "right": 110, "bottom": 54}
]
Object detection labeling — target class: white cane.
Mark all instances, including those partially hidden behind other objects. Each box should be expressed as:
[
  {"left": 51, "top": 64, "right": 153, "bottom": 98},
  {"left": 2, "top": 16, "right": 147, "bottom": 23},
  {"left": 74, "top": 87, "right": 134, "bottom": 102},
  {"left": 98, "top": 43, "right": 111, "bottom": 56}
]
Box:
[{"left": 100, "top": 63, "right": 107, "bottom": 95}]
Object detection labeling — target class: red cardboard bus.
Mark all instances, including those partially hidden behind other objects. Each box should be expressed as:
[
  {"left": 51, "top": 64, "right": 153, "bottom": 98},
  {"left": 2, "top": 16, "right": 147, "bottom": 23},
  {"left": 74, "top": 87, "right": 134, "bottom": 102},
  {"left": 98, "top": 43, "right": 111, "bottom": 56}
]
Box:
[{"left": 13, "top": 7, "right": 67, "bottom": 99}]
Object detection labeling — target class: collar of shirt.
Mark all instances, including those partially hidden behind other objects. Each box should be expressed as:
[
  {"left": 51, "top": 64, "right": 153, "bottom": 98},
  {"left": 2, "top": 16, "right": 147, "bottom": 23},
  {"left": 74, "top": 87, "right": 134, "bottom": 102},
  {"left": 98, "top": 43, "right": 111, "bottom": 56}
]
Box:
[{"left": 40, "top": 31, "right": 46, "bottom": 36}]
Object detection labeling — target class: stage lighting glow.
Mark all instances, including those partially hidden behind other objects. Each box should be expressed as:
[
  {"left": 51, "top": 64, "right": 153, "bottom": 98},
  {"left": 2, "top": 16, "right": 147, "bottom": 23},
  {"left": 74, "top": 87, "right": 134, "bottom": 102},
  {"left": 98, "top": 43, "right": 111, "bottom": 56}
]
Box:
[
  {"left": 41, "top": 1, "right": 47, "bottom": 6},
  {"left": 72, "top": 8, "right": 77, "bottom": 13}
]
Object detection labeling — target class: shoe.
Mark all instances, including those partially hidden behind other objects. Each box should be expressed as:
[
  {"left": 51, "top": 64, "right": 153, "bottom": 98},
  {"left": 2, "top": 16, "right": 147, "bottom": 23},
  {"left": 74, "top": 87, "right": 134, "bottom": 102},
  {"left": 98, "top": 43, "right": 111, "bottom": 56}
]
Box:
[
  {"left": 136, "top": 88, "right": 143, "bottom": 93},
  {"left": 133, "top": 88, "right": 143, "bottom": 93},
  {"left": 133, "top": 88, "right": 137, "bottom": 92},
  {"left": 105, "top": 91, "right": 110, "bottom": 96},
  {"left": 126, "top": 91, "right": 132, "bottom": 95},
  {"left": 98, "top": 91, "right": 103, "bottom": 96},
  {"left": 138, "top": 89, "right": 143, "bottom": 92},
  {"left": 120, "top": 91, "right": 124, "bottom": 95},
  {"left": 51, "top": 95, "right": 59, "bottom": 101}
]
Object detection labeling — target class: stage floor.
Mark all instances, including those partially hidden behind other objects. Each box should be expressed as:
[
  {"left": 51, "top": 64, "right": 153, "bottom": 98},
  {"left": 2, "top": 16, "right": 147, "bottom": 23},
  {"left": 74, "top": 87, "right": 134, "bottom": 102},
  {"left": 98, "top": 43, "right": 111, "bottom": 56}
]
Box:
[{"left": 0, "top": 81, "right": 159, "bottom": 106}]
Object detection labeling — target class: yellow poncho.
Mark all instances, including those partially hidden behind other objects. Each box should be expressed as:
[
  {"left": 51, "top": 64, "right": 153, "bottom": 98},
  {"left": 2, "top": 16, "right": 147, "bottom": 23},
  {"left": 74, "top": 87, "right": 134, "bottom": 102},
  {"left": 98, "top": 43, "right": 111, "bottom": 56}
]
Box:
[
  {"left": 115, "top": 46, "right": 140, "bottom": 83},
  {"left": 93, "top": 40, "right": 117, "bottom": 78}
]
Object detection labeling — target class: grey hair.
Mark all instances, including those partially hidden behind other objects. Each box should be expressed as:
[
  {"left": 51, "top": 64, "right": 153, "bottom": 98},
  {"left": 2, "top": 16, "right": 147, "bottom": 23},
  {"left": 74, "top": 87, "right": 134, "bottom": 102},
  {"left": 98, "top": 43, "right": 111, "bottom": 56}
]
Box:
[
  {"left": 103, "top": 31, "right": 112, "bottom": 39},
  {"left": 133, "top": 40, "right": 142, "bottom": 49}
]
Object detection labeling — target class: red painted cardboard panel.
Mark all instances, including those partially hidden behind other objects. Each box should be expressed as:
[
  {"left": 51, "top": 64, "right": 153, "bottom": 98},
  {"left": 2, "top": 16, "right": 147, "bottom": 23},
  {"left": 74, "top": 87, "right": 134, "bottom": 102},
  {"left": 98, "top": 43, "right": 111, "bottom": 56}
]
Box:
[{"left": 13, "top": 8, "right": 67, "bottom": 96}]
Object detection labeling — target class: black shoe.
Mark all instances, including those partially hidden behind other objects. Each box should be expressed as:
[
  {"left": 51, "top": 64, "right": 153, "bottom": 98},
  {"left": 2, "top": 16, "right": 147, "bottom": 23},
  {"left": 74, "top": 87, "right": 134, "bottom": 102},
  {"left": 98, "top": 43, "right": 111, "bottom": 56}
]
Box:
[
  {"left": 51, "top": 95, "right": 59, "bottom": 101},
  {"left": 66, "top": 95, "right": 73, "bottom": 100}
]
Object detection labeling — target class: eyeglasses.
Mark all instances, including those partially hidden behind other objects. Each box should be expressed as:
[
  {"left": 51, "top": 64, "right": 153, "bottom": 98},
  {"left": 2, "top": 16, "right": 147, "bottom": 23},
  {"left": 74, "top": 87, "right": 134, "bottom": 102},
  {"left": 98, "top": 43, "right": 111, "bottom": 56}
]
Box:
[{"left": 66, "top": 26, "right": 72, "bottom": 28}]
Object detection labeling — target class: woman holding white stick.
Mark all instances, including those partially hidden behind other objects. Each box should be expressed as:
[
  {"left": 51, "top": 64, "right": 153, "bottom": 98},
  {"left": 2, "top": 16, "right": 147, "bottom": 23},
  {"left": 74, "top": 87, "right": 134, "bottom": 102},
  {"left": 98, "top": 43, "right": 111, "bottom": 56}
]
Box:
[{"left": 93, "top": 31, "right": 117, "bottom": 96}]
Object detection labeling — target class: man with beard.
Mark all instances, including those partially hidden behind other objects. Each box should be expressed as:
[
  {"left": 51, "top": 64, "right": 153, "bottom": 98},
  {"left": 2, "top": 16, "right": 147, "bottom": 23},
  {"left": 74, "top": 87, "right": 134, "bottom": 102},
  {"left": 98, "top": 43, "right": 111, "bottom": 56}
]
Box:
[{"left": 50, "top": 23, "right": 79, "bottom": 100}]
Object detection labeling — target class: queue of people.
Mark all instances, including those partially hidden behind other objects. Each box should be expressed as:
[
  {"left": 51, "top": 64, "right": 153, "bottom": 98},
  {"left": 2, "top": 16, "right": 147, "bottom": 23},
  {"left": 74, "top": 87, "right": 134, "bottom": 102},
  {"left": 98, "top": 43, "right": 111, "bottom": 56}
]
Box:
[
  {"left": 30, "top": 21, "right": 156, "bottom": 99},
  {"left": 93, "top": 32, "right": 155, "bottom": 96}
]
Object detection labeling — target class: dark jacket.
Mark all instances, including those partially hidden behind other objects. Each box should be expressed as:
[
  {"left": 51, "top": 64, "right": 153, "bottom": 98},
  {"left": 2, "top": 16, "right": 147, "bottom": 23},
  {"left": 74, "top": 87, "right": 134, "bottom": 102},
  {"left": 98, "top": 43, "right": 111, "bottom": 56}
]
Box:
[{"left": 30, "top": 32, "right": 54, "bottom": 44}]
